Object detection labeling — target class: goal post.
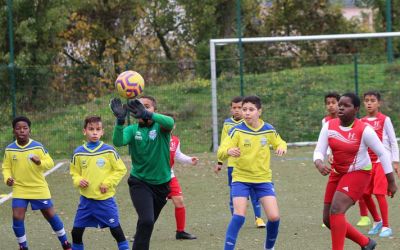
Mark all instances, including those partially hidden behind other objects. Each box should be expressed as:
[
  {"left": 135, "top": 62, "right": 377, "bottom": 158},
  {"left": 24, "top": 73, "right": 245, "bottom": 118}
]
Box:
[{"left": 210, "top": 32, "right": 400, "bottom": 152}]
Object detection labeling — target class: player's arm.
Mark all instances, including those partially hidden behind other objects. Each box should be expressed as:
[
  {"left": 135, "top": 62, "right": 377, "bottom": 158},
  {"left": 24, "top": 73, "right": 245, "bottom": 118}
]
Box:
[
  {"left": 175, "top": 142, "right": 198, "bottom": 165},
  {"left": 113, "top": 124, "right": 134, "bottom": 147},
  {"left": 152, "top": 113, "right": 174, "bottom": 132},
  {"left": 32, "top": 149, "right": 54, "bottom": 170},
  {"left": 70, "top": 155, "right": 85, "bottom": 188},
  {"left": 102, "top": 152, "right": 127, "bottom": 189},
  {"left": 2, "top": 152, "right": 13, "bottom": 186},
  {"left": 313, "top": 123, "right": 331, "bottom": 175},
  {"left": 363, "top": 126, "right": 397, "bottom": 197},
  {"left": 269, "top": 131, "right": 287, "bottom": 156},
  {"left": 384, "top": 117, "right": 400, "bottom": 174},
  {"left": 216, "top": 123, "right": 228, "bottom": 165}
]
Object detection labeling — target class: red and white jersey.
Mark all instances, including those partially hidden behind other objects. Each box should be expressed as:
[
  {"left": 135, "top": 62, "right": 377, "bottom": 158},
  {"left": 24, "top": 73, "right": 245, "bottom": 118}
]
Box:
[
  {"left": 321, "top": 115, "right": 336, "bottom": 126},
  {"left": 169, "top": 135, "right": 193, "bottom": 177},
  {"left": 314, "top": 118, "right": 393, "bottom": 174},
  {"left": 361, "top": 112, "right": 399, "bottom": 163}
]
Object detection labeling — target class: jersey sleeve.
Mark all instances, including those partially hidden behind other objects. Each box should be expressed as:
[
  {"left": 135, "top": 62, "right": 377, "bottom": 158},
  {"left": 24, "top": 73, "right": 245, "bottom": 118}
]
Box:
[
  {"left": 1, "top": 152, "right": 12, "bottom": 184},
  {"left": 217, "top": 129, "right": 238, "bottom": 161},
  {"left": 175, "top": 142, "right": 193, "bottom": 165},
  {"left": 384, "top": 117, "right": 399, "bottom": 162},
  {"left": 268, "top": 131, "right": 287, "bottom": 151},
  {"left": 313, "top": 122, "right": 329, "bottom": 162},
  {"left": 113, "top": 124, "right": 134, "bottom": 147},
  {"left": 37, "top": 149, "right": 54, "bottom": 171},
  {"left": 363, "top": 126, "right": 393, "bottom": 174},
  {"left": 70, "top": 155, "right": 83, "bottom": 188},
  {"left": 102, "top": 151, "right": 127, "bottom": 188},
  {"left": 152, "top": 113, "right": 175, "bottom": 131}
]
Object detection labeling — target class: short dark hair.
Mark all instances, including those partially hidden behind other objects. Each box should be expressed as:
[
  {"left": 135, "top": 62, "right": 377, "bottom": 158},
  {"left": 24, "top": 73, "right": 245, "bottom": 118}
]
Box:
[
  {"left": 231, "top": 96, "right": 243, "bottom": 105},
  {"left": 341, "top": 92, "right": 361, "bottom": 108},
  {"left": 140, "top": 95, "right": 157, "bottom": 111},
  {"left": 84, "top": 115, "right": 102, "bottom": 128},
  {"left": 324, "top": 92, "right": 341, "bottom": 103},
  {"left": 242, "top": 95, "right": 262, "bottom": 109},
  {"left": 363, "top": 90, "right": 381, "bottom": 101},
  {"left": 12, "top": 116, "right": 31, "bottom": 128}
]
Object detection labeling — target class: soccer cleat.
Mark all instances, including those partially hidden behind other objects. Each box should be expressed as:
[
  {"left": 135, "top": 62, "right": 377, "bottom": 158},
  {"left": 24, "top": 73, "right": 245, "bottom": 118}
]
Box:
[
  {"left": 62, "top": 241, "right": 72, "bottom": 250},
  {"left": 379, "top": 227, "right": 393, "bottom": 237},
  {"left": 19, "top": 247, "right": 28, "bottom": 250},
  {"left": 176, "top": 231, "right": 197, "bottom": 240},
  {"left": 356, "top": 216, "right": 371, "bottom": 227},
  {"left": 255, "top": 217, "right": 266, "bottom": 228},
  {"left": 361, "top": 238, "right": 377, "bottom": 250},
  {"left": 368, "top": 221, "right": 382, "bottom": 235}
]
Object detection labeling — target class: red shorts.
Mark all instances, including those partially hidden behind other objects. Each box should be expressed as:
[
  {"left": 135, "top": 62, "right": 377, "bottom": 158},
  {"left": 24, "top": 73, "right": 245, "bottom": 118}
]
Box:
[
  {"left": 324, "top": 170, "right": 371, "bottom": 204},
  {"left": 168, "top": 177, "right": 183, "bottom": 198},
  {"left": 365, "top": 162, "right": 388, "bottom": 195}
]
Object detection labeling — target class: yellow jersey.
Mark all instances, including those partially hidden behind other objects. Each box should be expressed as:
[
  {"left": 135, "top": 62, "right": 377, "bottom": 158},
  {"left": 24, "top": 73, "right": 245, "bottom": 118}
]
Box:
[
  {"left": 218, "top": 120, "right": 287, "bottom": 183},
  {"left": 2, "top": 139, "right": 55, "bottom": 199},
  {"left": 70, "top": 141, "right": 127, "bottom": 200},
  {"left": 217, "top": 117, "right": 243, "bottom": 167}
]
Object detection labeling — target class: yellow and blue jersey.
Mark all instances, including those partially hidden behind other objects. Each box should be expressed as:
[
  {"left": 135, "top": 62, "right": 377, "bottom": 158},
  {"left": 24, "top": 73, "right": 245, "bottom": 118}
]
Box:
[
  {"left": 218, "top": 117, "right": 243, "bottom": 167},
  {"left": 2, "top": 139, "right": 54, "bottom": 199},
  {"left": 70, "top": 141, "right": 127, "bottom": 200},
  {"left": 218, "top": 120, "right": 287, "bottom": 183}
]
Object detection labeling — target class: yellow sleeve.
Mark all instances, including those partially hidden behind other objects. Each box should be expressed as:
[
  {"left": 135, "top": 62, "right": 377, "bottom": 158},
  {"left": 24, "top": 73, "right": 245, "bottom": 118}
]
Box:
[
  {"left": 2, "top": 152, "right": 12, "bottom": 184},
  {"left": 102, "top": 153, "right": 127, "bottom": 188},
  {"left": 70, "top": 156, "right": 83, "bottom": 188},
  {"left": 217, "top": 124, "right": 229, "bottom": 163},
  {"left": 268, "top": 132, "right": 287, "bottom": 151},
  {"left": 37, "top": 150, "right": 54, "bottom": 171},
  {"left": 217, "top": 131, "right": 238, "bottom": 161}
]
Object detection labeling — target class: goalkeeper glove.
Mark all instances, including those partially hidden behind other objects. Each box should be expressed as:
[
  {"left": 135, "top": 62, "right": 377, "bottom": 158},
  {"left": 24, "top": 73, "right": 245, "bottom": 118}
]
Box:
[
  {"left": 110, "top": 98, "right": 127, "bottom": 125},
  {"left": 127, "top": 99, "right": 153, "bottom": 120}
]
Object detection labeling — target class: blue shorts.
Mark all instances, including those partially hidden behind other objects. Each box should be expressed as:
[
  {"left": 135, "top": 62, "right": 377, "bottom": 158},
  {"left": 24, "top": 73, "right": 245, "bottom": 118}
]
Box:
[
  {"left": 73, "top": 196, "right": 120, "bottom": 228},
  {"left": 231, "top": 182, "right": 276, "bottom": 200},
  {"left": 12, "top": 198, "right": 53, "bottom": 210}
]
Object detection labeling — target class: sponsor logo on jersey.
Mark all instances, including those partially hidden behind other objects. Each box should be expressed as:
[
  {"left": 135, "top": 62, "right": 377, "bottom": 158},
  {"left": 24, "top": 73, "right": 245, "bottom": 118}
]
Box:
[
  {"left": 81, "top": 160, "right": 88, "bottom": 169},
  {"left": 244, "top": 139, "right": 251, "bottom": 147},
  {"left": 135, "top": 131, "right": 142, "bottom": 141},
  {"left": 96, "top": 158, "right": 105, "bottom": 168},
  {"left": 149, "top": 130, "right": 157, "bottom": 140},
  {"left": 12, "top": 155, "right": 17, "bottom": 161},
  {"left": 260, "top": 137, "right": 267, "bottom": 147}
]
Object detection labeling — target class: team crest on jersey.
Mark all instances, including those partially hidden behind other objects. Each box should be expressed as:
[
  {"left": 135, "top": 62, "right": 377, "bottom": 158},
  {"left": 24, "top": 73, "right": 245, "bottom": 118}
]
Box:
[
  {"left": 96, "top": 158, "right": 105, "bottom": 168},
  {"left": 243, "top": 139, "right": 251, "bottom": 147},
  {"left": 149, "top": 130, "right": 157, "bottom": 140},
  {"left": 12, "top": 155, "right": 17, "bottom": 161},
  {"left": 135, "top": 131, "right": 142, "bottom": 141},
  {"left": 372, "top": 120, "right": 382, "bottom": 130},
  {"left": 260, "top": 137, "right": 267, "bottom": 147},
  {"left": 81, "top": 160, "right": 88, "bottom": 169},
  {"left": 170, "top": 141, "right": 176, "bottom": 151}
]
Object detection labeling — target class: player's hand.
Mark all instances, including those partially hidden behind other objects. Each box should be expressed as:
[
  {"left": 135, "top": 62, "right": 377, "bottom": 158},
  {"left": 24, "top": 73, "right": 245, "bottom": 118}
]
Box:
[
  {"left": 191, "top": 157, "right": 199, "bottom": 166},
  {"left": 100, "top": 184, "right": 108, "bottom": 194},
  {"left": 127, "top": 99, "right": 153, "bottom": 120},
  {"left": 227, "top": 148, "right": 240, "bottom": 157},
  {"left": 393, "top": 162, "right": 400, "bottom": 179},
  {"left": 314, "top": 160, "right": 331, "bottom": 176},
  {"left": 328, "top": 154, "right": 334, "bottom": 164},
  {"left": 6, "top": 177, "right": 14, "bottom": 186},
  {"left": 387, "top": 182, "right": 397, "bottom": 198},
  {"left": 79, "top": 179, "right": 89, "bottom": 188},
  {"left": 29, "top": 154, "right": 41, "bottom": 165},
  {"left": 110, "top": 98, "right": 127, "bottom": 125},
  {"left": 214, "top": 164, "right": 222, "bottom": 174},
  {"left": 275, "top": 147, "right": 286, "bottom": 156}
]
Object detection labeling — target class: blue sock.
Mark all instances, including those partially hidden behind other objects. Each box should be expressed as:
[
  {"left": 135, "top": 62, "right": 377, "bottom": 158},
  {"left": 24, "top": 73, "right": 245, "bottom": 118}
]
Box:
[
  {"left": 117, "top": 240, "right": 129, "bottom": 250},
  {"left": 12, "top": 218, "right": 28, "bottom": 248},
  {"left": 249, "top": 189, "right": 261, "bottom": 218},
  {"left": 47, "top": 214, "right": 68, "bottom": 244},
  {"left": 72, "top": 243, "right": 84, "bottom": 250},
  {"left": 224, "top": 214, "right": 245, "bottom": 250},
  {"left": 265, "top": 219, "right": 280, "bottom": 249}
]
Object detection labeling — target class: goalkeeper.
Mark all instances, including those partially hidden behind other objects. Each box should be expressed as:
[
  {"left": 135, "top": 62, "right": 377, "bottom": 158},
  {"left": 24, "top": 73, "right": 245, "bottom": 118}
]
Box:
[{"left": 110, "top": 96, "right": 174, "bottom": 250}]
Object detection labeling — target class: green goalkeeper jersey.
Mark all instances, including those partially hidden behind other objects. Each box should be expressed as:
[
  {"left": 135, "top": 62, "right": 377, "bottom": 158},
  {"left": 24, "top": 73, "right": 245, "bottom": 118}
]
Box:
[{"left": 113, "top": 113, "right": 174, "bottom": 185}]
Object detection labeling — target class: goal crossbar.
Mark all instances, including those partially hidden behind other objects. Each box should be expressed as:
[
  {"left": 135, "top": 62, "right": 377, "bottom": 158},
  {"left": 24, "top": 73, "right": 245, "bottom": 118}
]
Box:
[{"left": 210, "top": 32, "right": 400, "bottom": 152}]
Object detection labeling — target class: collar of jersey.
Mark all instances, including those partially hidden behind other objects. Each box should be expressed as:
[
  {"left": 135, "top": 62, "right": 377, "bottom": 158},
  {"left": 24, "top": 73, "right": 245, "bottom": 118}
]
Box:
[
  {"left": 231, "top": 116, "right": 243, "bottom": 124},
  {"left": 83, "top": 141, "right": 104, "bottom": 153},
  {"left": 244, "top": 119, "right": 264, "bottom": 131},
  {"left": 15, "top": 139, "right": 33, "bottom": 149}
]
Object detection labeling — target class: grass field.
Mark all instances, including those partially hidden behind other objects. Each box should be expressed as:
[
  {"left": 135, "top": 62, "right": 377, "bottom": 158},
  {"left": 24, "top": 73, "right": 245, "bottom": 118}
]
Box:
[{"left": 1, "top": 147, "right": 400, "bottom": 249}]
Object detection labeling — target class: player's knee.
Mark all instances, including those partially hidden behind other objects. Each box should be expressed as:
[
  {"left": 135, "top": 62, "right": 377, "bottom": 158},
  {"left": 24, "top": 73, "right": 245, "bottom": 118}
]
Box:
[
  {"left": 329, "top": 203, "right": 345, "bottom": 214},
  {"left": 267, "top": 214, "right": 280, "bottom": 222},
  {"left": 71, "top": 227, "right": 85, "bottom": 243},
  {"left": 138, "top": 218, "right": 154, "bottom": 231}
]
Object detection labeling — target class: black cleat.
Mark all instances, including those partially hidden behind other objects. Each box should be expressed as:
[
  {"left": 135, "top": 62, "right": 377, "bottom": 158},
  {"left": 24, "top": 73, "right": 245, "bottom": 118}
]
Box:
[
  {"left": 19, "top": 247, "right": 28, "bottom": 250},
  {"left": 361, "top": 238, "right": 377, "bottom": 250},
  {"left": 62, "top": 241, "right": 72, "bottom": 250},
  {"left": 176, "top": 231, "right": 197, "bottom": 240}
]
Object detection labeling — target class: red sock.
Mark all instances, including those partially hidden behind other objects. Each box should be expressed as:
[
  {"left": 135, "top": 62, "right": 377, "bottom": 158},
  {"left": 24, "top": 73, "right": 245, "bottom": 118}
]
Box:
[
  {"left": 358, "top": 199, "right": 368, "bottom": 216},
  {"left": 330, "top": 214, "right": 346, "bottom": 250},
  {"left": 376, "top": 194, "right": 389, "bottom": 227},
  {"left": 175, "top": 207, "right": 186, "bottom": 232},
  {"left": 345, "top": 222, "right": 369, "bottom": 247},
  {"left": 363, "top": 194, "right": 381, "bottom": 222}
]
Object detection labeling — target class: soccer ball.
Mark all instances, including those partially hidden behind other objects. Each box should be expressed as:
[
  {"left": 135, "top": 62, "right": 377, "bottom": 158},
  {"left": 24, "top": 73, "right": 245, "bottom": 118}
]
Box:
[{"left": 115, "top": 71, "right": 145, "bottom": 99}]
